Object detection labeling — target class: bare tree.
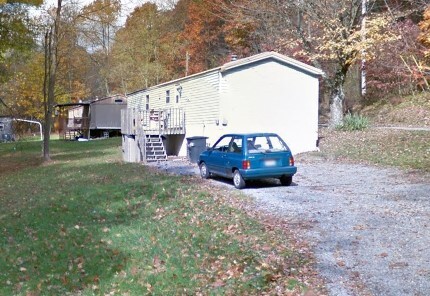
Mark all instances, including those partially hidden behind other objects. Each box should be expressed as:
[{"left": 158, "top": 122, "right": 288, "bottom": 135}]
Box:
[{"left": 43, "top": 0, "right": 62, "bottom": 161}]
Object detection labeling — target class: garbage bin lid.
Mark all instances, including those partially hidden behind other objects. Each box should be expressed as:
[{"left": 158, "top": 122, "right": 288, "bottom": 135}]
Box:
[{"left": 186, "top": 136, "right": 208, "bottom": 141}]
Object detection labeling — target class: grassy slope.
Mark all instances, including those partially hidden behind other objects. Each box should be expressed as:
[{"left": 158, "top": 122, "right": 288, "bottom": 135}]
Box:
[
  {"left": 362, "top": 92, "right": 430, "bottom": 128},
  {"left": 316, "top": 93, "right": 430, "bottom": 172},
  {"left": 317, "top": 128, "right": 430, "bottom": 172},
  {"left": 0, "top": 139, "right": 323, "bottom": 295}
]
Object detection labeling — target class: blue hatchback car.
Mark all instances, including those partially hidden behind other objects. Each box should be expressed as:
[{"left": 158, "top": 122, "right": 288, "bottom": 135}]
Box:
[{"left": 198, "top": 133, "right": 297, "bottom": 189}]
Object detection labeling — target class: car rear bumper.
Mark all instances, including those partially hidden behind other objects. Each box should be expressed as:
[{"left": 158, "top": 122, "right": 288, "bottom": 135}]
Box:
[{"left": 240, "top": 166, "right": 297, "bottom": 180}]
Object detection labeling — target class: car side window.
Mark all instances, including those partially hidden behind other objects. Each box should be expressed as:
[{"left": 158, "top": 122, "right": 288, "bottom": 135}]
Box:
[
  {"left": 228, "top": 137, "right": 243, "bottom": 154},
  {"left": 213, "top": 136, "right": 233, "bottom": 152}
]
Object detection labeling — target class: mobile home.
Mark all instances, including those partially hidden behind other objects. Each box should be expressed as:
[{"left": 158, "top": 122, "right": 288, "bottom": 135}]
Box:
[{"left": 123, "top": 51, "right": 323, "bottom": 162}]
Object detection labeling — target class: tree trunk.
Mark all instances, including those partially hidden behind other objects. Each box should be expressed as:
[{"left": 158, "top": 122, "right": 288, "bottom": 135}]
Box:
[
  {"left": 43, "top": 0, "right": 62, "bottom": 161},
  {"left": 328, "top": 68, "right": 347, "bottom": 128},
  {"left": 329, "top": 87, "right": 344, "bottom": 128},
  {"left": 43, "top": 28, "right": 53, "bottom": 162}
]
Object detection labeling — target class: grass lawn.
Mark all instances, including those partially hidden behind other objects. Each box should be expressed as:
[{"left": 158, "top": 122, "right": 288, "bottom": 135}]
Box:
[{"left": 0, "top": 138, "right": 321, "bottom": 295}]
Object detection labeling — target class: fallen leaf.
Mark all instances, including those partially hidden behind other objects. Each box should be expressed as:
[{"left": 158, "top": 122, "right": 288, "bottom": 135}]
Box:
[
  {"left": 212, "top": 280, "right": 225, "bottom": 287},
  {"left": 337, "top": 260, "right": 345, "bottom": 267}
]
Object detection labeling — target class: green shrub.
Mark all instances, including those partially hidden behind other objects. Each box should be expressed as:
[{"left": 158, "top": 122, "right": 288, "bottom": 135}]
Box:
[{"left": 337, "top": 113, "right": 369, "bottom": 131}]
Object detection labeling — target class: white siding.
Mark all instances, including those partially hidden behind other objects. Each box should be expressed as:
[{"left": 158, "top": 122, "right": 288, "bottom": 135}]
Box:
[
  {"left": 127, "top": 71, "right": 220, "bottom": 124},
  {"left": 220, "top": 60, "right": 319, "bottom": 154},
  {"left": 180, "top": 71, "right": 220, "bottom": 125},
  {"left": 127, "top": 90, "right": 145, "bottom": 110}
]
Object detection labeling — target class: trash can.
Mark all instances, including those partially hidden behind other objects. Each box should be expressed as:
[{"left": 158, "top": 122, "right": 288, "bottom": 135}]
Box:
[{"left": 186, "top": 136, "right": 208, "bottom": 163}]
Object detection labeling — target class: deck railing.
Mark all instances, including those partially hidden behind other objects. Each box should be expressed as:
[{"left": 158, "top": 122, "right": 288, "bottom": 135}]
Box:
[{"left": 121, "top": 108, "right": 185, "bottom": 136}]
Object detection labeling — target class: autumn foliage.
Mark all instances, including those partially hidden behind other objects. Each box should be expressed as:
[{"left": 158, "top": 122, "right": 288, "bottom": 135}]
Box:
[
  {"left": 419, "top": 6, "right": 430, "bottom": 58},
  {"left": 0, "top": 0, "right": 429, "bottom": 121}
]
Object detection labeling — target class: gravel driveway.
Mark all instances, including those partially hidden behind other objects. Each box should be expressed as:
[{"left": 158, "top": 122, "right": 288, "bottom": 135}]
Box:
[{"left": 151, "top": 156, "right": 430, "bottom": 296}]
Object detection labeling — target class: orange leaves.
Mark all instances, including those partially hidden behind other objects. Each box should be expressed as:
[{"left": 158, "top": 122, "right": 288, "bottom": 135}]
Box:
[
  {"left": 180, "top": 0, "right": 229, "bottom": 74},
  {"left": 419, "top": 6, "right": 430, "bottom": 58}
]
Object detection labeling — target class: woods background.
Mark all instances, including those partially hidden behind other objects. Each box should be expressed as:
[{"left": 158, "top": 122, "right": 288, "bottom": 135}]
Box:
[{"left": 1, "top": 0, "right": 430, "bottom": 128}]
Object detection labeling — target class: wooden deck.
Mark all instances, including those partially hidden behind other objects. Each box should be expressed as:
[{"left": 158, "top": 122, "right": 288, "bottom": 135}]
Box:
[{"left": 121, "top": 108, "right": 185, "bottom": 136}]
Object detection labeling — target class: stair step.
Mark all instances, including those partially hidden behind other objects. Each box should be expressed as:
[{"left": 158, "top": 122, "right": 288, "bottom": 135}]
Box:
[{"left": 140, "top": 134, "right": 167, "bottom": 162}]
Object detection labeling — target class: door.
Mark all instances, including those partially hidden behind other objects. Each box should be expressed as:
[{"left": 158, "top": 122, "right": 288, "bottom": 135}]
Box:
[
  {"left": 224, "top": 136, "right": 244, "bottom": 177},
  {"left": 206, "top": 135, "right": 233, "bottom": 177}
]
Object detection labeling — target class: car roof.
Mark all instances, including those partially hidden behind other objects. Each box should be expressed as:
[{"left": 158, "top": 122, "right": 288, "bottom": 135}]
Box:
[{"left": 222, "top": 133, "right": 279, "bottom": 138}]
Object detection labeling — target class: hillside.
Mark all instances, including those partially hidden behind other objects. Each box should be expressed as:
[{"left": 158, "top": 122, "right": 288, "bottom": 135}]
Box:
[
  {"left": 314, "top": 93, "right": 430, "bottom": 173},
  {"left": 362, "top": 92, "right": 430, "bottom": 127}
]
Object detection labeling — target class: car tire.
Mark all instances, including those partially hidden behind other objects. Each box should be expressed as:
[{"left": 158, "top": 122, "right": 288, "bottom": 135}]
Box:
[
  {"left": 200, "top": 162, "right": 210, "bottom": 179},
  {"left": 280, "top": 175, "right": 293, "bottom": 186},
  {"left": 233, "top": 170, "right": 246, "bottom": 189}
]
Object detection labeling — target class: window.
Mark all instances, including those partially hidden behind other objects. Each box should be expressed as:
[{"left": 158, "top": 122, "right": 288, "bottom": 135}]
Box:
[
  {"left": 213, "top": 136, "right": 243, "bottom": 153},
  {"left": 247, "top": 135, "right": 289, "bottom": 153},
  {"left": 114, "top": 99, "right": 123, "bottom": 103},
  {"left": 229, "top": 137, "right": 243, "bottom": 154},
  {"left": 0, "top": 124, "right": 4, "bottom": 131},
  {"left": 213, "top": 136, "right": 233, "bottom": 152},
  {"left": 176, "top": 85, "right": 182, "bottom": 103},
  {"left": 166, "top": 90, "right": 170, "bottom": 104},
  {"left": 146, "top": 95, "right": 149, "bottom": 111}
]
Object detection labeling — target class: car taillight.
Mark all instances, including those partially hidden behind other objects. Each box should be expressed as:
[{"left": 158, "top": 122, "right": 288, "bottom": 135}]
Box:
[
  {"left": 242, "top": 160, "right": 251, "bottom": 169},
  {"left": 289, "top": 156, "right": 294, "bottom": 166}
]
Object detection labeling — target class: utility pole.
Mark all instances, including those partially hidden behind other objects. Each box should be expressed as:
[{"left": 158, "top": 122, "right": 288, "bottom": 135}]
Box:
[
  {"left": 361, "top": 0, "right": 367, "bottom": 96},
  {"left": 185, "top": 51, "right": 190, "bottom": 77}
]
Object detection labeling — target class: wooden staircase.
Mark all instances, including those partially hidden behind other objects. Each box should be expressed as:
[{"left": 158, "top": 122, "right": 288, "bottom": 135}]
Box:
[
  {"left": 140, "top": 134, "right": 167, "bottom": 162},
  {"left": 136, "top": 128, "right": 167, "bottom": 163}
]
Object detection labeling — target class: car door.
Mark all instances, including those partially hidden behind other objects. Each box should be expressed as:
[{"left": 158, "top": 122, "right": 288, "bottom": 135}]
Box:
[
  {"left": 206, "top": 135, "right": 233, "bottom": 176},
  {"left": 224, "top": 136, "right": 244, "bottom": 177}
]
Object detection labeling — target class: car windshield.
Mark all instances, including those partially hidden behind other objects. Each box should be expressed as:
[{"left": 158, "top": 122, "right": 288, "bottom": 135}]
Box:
[{"left": 246, "top": 135, "right": 289, "bottom": 153}]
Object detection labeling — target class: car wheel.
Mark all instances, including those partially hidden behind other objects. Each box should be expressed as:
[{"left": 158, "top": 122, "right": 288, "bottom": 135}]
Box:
[
  {"left": 233, "top": 170, "right": 246, "bottom": 189},
  {"left": 280, "top": 175, "right": 292, "bottom": 186},
  {"left": 200, "top": 162, "right": 210, "bottom": 179}
]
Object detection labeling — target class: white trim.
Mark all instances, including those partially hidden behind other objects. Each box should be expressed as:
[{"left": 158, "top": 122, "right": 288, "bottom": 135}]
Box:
[{"left": 220, "top": 51, "right": 324, "bottom": 76}]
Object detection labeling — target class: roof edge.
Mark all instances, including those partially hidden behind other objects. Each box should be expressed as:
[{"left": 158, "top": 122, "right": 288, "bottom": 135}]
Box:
[
  {"left": 220, "top": 51, "right": 324, "bottom": 76},
  {"left": 126, "top": 51, "right": 324, "bottom": 97}
]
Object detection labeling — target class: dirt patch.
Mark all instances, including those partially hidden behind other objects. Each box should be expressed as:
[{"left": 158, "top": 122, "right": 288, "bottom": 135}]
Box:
[{"left": 0, "top": 152, "right": 42, "bottom": 176}]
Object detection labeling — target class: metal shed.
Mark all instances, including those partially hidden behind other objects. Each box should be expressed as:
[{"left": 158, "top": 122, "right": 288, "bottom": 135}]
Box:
[{"left": 56, "top": 95, "right": 127, "bottom": 140}]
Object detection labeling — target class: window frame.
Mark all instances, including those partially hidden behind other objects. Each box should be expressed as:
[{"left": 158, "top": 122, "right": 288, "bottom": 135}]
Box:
[{"left": 166, "top": 90, "right": 170, "bottom": 104}]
